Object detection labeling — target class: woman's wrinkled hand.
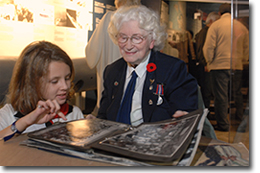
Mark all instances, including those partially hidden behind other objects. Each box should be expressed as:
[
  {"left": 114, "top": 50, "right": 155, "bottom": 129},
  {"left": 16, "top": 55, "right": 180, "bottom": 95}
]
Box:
[
  {"left": 85, "top": 114, "right": 96, "bottom": 119},
  {"left": 172, "top": 110, "right": 188, "bottom": 118}
]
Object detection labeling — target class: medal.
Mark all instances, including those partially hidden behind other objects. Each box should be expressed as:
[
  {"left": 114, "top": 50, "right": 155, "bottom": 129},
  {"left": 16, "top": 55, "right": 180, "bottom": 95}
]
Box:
[
  {"left": 155, "top": 84, "right": 164, "bottom": 96},
  {"left": 157, "top": 96, "right": 163, "bottom": 105},
  {"left": 154, "top": 84, "right": 164, "bottom": 105}
]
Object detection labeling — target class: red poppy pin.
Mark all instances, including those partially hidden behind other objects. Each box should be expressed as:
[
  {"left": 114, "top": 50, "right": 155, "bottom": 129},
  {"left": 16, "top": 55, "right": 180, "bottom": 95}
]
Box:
[{"left": 146, "top": 63, "right": 157, "bottom": 73}]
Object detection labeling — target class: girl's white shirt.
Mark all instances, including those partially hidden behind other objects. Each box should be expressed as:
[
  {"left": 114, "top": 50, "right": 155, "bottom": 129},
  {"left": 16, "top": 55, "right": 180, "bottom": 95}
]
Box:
[{"left": 0, "top": 104, "right": 84, "bottom": 133}]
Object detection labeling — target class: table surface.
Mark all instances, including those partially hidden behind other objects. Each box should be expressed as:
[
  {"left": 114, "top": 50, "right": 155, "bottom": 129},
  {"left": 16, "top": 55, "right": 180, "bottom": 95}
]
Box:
[
  {"left": 0, "top": 134, "right": 118, "bottom": 166},
  {"left": 0, "top": 134, "right": 235, "bottom": 166}
]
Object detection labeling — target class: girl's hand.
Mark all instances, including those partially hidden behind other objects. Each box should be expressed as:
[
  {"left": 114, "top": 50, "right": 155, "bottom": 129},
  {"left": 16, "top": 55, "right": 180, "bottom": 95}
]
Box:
[
  {"left": 0, "top": 100, "right": 67, "bottom": 140},
  {"left": 28, "top": 99, "right": 67, "bottom": 125}
]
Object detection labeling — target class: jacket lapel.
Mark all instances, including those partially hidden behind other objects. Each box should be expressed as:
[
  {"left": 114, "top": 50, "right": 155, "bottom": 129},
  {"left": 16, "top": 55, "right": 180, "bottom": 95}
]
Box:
[
  {"left": 142, "top": 51, "right": 158, "bottom": 122},
  {"left": 109, "top": 61, "right": 127, "bottom": 120}
]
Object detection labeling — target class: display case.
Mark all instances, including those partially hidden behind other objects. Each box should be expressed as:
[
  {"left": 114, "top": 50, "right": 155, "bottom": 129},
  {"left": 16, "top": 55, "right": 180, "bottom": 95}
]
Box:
[{"left": 163, "top": 0, "right": 249, "bottom": 151}]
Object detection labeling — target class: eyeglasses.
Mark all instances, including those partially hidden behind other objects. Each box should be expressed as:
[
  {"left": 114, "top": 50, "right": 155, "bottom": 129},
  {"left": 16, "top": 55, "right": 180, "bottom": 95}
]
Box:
[{"left": 116, "top": 33, "right": 150, "bottom": 44}]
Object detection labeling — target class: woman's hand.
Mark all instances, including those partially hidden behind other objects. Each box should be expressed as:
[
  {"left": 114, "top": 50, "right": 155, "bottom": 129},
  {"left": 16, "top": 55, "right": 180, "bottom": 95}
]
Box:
[
  {"left": 172, "top": 110, "right": 188, "bottom": 118},
  {"left": 85, "top": 114, "right": 96, "bottom": 119}
]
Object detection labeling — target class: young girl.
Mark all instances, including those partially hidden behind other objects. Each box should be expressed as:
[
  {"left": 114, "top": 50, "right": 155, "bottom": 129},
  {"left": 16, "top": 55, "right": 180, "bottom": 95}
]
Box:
[{"left": 0, "top": 41, "right": 84, "bottom": 141}]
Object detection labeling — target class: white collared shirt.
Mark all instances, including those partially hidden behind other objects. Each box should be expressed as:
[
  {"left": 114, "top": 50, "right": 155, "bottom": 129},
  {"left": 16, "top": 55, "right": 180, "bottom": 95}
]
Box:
[{"left": 123, "top": 52, "right": 151, "bottom": 126}]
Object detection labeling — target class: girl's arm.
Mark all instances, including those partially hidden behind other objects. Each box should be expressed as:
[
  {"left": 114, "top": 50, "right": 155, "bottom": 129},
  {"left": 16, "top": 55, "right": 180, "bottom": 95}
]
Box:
[{"left": 0, "top": 99, "right": 66, "bottom": 141}]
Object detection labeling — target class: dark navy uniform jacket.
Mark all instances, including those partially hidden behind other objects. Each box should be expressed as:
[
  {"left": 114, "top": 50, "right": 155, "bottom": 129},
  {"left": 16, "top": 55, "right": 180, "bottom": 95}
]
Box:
[{"left": 97, "top": 51, "right": 198, "bottom": 123}]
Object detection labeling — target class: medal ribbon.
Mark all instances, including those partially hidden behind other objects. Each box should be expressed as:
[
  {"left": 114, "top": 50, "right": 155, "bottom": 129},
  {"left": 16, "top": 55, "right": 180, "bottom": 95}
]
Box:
[{"left": 156, "top": 84, "right": 164, "bottom": 96}]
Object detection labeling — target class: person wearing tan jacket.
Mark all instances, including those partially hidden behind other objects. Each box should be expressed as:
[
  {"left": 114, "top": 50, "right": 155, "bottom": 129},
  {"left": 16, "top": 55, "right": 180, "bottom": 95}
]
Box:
[{"left": 203, "top": 3, "right": 249, "bottom": 131}]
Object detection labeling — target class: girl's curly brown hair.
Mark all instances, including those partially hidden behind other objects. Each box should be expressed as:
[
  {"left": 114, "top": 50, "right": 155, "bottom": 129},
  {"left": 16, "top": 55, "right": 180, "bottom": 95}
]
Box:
[{"left": 8, "top": 41, "right": 75, "bottom": 115}]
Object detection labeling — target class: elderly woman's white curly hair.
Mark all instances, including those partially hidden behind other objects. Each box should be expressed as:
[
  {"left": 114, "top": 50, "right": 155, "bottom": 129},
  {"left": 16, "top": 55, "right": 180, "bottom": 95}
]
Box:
[{"left": 108, "top": 5, "right": 167, "bottom": 51}]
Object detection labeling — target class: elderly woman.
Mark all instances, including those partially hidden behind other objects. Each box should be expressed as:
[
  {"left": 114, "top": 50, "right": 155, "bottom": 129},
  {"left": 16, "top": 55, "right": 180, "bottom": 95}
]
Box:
[
  {"left": 97, "top": 5, "right": 198, "bottom": 126},
  {"left": 85, "top": 0, "right": 141, "bottom": 116}
]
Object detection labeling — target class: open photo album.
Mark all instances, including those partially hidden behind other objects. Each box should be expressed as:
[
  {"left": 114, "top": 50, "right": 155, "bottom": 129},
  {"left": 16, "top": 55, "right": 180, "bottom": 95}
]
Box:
[{"left": 26, "top": 109, "right": 207, "bottom": 164}]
